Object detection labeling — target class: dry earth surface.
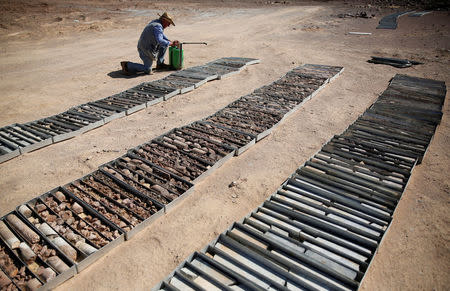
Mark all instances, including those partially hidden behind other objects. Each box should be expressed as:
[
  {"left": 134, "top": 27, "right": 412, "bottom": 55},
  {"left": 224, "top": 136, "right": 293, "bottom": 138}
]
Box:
[{"left": 0, "top": 0, "right": 449, "bottom": 290}]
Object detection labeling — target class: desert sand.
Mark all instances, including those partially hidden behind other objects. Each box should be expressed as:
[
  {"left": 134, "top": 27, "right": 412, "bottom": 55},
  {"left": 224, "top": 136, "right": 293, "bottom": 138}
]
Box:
[{"left": 0, "top": 1, "right": 449, "bottom": 290}]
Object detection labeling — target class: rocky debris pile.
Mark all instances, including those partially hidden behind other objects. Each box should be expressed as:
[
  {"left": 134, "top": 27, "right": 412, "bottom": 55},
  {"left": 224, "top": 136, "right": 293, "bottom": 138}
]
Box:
[{"left": 337, "top": 11, "right": 375, "bottom": 18}]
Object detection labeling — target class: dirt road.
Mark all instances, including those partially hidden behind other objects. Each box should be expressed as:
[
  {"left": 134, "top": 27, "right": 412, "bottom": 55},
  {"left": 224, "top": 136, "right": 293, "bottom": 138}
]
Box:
[{"left": 0, "top": 1, "right": 449, "bottom": 290}]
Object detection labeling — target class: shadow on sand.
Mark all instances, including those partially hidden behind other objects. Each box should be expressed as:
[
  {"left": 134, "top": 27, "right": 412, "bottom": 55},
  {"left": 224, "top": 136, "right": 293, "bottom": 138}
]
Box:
[{"left": 107, "top": 70, "right": 150, "bottom": 79}]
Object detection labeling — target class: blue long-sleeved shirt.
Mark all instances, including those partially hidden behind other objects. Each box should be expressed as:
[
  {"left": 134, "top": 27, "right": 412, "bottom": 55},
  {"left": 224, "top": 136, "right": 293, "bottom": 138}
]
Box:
[
  {"left": 137, "top": 19, "right": 169, "bottom": 58},
  {"left": 152, "top": 20, "right": 170, "bottom": 47}
]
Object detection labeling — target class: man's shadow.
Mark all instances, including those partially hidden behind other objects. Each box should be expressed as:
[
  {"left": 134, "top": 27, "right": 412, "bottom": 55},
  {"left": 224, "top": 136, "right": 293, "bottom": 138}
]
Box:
[
  {"left": 107, "top": 69, "right": 171, "bottom": 79},
  {"left": 107, "top": 70, "right": 149, "bottom": 79}
]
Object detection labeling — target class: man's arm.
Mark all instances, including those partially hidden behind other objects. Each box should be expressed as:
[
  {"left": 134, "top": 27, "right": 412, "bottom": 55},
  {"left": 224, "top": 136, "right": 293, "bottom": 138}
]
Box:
[{"left": 153, "top": 25, "right": 170, "bottom": 47}]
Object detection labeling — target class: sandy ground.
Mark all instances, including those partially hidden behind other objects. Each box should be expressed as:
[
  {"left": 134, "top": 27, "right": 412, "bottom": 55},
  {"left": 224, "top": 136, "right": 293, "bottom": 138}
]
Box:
[{"left": 0, "top": 1, "right": 449, "bottom": 290}]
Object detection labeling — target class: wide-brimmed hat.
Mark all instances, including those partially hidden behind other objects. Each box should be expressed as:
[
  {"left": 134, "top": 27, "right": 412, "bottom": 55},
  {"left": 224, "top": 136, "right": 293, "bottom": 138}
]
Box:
[{"left": 159, "top": 12, "right": 175, "bottom": 26}]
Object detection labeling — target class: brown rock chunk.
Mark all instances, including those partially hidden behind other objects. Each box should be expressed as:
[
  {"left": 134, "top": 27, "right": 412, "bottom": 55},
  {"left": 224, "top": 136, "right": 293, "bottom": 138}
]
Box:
[
  {"left": 54, "top": 191, "right": 66, "bottom": 202},
  {"left": 71, "top": 202, "right": 84, "bottom": 215},
  {"left": 122, "top": 169, "right": 132, "bottom": 178},
  {"left": 192, "top": 148, "right": 206, "bottom": 155},
  {"left": 172, "top": 139, "right": 188, "bottom": 149},
  {"left": 46, "top": 214, "right": 57, "bottom": 223},
  {"left": 35, "top": 204, "right": 46, "bottom": 213},
  {"left": 151, "top": 185, "right": 170, "bottom": 197}
]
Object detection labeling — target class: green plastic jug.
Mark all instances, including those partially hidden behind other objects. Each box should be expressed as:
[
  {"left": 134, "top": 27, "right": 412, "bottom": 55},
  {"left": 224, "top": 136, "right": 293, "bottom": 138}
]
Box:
[{"left": 169, "top": 46, "right": 184, "bottom": 70}]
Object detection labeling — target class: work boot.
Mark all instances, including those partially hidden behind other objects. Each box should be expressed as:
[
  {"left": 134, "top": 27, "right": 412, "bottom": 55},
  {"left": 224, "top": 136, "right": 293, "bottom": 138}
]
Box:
[
  {"left": 156, "top": 63, "right": 173, "bottom": 70},
  {"left": 143, "top": 68, "right": 153, "bottom": 75},
  {"left": 120, "top": 61, "right": 132, "bottom": 75}
]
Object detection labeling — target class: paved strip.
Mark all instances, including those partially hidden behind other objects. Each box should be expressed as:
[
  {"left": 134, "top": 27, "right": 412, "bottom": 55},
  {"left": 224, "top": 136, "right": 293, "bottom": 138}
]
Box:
[
  {"left": 377, "top": 11, "right": 412, "bottom": 29},
  {"left": 408, "top": 11, "right": 432, "bottom": 17}
]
